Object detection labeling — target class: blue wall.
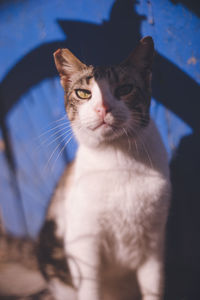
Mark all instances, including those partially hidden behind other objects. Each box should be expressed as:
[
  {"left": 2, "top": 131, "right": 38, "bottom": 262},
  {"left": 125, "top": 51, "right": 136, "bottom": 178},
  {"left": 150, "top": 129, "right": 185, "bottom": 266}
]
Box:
[{"left": 0, "top": 0, "right": 199, "bottom": 298}]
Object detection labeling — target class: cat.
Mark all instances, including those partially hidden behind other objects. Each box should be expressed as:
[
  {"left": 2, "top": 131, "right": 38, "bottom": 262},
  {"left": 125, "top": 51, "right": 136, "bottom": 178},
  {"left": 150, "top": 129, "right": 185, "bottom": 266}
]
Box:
[{"left": 37, "top": 36, "right": 171, "bottom": 300}]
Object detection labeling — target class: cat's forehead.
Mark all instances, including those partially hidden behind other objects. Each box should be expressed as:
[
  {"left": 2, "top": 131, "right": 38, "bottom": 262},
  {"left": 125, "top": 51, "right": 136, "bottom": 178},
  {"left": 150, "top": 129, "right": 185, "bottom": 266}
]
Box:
[
  {"left": 92, "top": 77, "right": 112, "bottom": 98},
  {"left": 72, "top": 65, "right": 133, "bottom": 89},
  {"left": 70, "top": 66, "right": 93, "bottom": 86},
  {"left": 93, "top": 65, "right": 130, "bottom": 84}
]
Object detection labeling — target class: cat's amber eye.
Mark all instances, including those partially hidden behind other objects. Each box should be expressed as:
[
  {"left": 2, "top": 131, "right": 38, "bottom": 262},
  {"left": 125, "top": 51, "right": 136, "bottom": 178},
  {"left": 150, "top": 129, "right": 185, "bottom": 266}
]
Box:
[
  {"left": 115, "top": 84, "right": 133, "bottom": 98},
  {"left": 76, "top": 89, "right": 91, "bottom": 99}
]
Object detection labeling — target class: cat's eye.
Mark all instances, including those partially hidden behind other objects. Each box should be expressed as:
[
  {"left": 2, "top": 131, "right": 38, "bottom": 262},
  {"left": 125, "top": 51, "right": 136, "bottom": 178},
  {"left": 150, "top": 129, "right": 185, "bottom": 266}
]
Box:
[
  {"left": 115, "top": 84, "right": 133, "bottom": 97},
  {"left": 76, "top": 89, "right": 91, "bottom": 99}
]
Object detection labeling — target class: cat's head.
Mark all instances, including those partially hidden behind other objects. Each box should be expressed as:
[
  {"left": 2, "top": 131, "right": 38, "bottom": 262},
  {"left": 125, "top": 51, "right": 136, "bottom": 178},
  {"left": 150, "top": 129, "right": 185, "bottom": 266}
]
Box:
[{"left": 54, "top": 36, "right": 154, "bottom": 147}]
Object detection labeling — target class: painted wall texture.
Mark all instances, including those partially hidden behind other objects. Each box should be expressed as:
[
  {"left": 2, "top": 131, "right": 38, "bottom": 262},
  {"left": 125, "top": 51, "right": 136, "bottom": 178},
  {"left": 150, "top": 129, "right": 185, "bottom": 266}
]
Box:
[{"left": 0, "top": 0, "right": 199, "bottom": 298}]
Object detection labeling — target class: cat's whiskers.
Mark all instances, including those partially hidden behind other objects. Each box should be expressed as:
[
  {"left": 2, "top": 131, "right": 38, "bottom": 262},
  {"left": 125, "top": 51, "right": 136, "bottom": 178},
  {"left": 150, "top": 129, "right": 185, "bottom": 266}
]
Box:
[
  {"left": 129, "top": 117, "right": 149, "bottom": 128},
  {"left": 109, "top": 126, "right": 122, "bottom": 141},
  {"left": 45, "top": 128, "right": 73, "bottom": 148},
  {"left": 137, "top": 134, "right": 154, "bottom": 169},
  {"left": 34, "top": 123, "right": 73, "bottom": 153},
  {"left": 112, "top": 111, "right": 149, "bottom": 128},
  {"left": 44, "top": 132, "right": 73, "bottom": 172},
  {"left": 133, "top": 120, "right": 149, "bottom": 127},
  {"left": 134, "top": 139, "right": 139, "bottom": 157},
  {"left": 41, "top": 112, "right": 150, "bottom": 169},
  {"left": 51, "top": 135, "right": 74, "bottom": 172},
  {"left": 41, "top": 125, "right": 73, "bottom": 147},
  {"left": 122, "top": 127, "right": 132, "bottom": 152},
  {"left": 50, "top": 115, "right": 68, "bottom": 124},
  {"left": 34, "top": 115, "right": 68, "bottom": 141},
  {"left": 37, "top": 117, "right": 92, "bottom": 152},
  {"left": 37, "top": 120, "right": 70, "bottom": 140},
  {"left": 132, "top": 114, "right": 149, "bottom": 122},
  {"left": 125, "top": 125, "right": 153, "bottom": 168},
  {"left": 132, "top": 115, "right": 149, "bottom": 122}
]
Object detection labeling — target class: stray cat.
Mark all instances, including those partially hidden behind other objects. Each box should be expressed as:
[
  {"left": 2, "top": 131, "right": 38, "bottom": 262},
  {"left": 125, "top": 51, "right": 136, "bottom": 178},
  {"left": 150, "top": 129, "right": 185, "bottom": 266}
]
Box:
[{"left": 37, "top": 36, "right": 171, "bottom": 300}]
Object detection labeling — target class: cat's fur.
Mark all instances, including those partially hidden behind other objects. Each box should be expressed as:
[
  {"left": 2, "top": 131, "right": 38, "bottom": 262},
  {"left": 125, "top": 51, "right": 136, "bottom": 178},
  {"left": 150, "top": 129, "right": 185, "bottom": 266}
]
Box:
[
  {"left": 37, "top": 36, "right": 171, "bottom": 300},
  {"left": 0, "top": 216, "right": 48, "bottom": 299}
]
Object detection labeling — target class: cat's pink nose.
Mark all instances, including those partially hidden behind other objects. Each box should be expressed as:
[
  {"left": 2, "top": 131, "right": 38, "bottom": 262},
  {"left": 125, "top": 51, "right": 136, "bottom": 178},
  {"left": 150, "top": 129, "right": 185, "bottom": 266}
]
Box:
[{"left": 95, "top": 102, "right": 111, "bottom": 119}]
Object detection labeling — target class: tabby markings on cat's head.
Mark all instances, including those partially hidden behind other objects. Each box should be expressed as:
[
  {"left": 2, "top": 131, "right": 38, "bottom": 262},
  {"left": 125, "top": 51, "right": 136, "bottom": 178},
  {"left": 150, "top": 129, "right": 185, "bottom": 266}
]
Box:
[{"left": 54, "top": 36, "right": 154, "bottom": 147}]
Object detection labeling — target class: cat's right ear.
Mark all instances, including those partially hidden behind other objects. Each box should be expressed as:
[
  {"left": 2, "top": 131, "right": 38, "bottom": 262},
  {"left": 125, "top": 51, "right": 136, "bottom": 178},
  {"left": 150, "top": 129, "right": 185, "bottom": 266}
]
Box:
[
  {"left": 121, "top": 36, "right": 154, "bottom": 71},
  {"left": 53, "top": 49, "right": 86, "bottom": 90}
]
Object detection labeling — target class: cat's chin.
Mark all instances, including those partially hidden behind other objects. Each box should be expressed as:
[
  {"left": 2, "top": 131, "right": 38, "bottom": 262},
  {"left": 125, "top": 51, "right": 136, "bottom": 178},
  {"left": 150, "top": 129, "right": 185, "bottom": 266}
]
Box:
[{"left": 74, "top": 125, "right": 124, "bottom": 148}]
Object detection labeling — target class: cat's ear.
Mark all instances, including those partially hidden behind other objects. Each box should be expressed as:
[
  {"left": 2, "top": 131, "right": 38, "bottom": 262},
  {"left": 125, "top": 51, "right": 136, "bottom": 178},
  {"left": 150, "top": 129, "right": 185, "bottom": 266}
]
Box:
[
  {"left": 122, "top": 36, "right": 154, "bottom": 70},
  {"left": 121, "top": 36, "right": 154, "bottom": 86},
  {"left": 54, "top": 49, "right": 86, "bottom": 89}
]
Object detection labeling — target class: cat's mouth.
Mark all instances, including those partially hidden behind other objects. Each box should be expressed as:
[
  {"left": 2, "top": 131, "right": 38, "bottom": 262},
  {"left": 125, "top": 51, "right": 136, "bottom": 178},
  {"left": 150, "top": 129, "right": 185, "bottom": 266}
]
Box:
[
  {"left": 85, "top": 115, "right": 125, "bottom": 139},
  {"left": 91, "top": 121, "right": 109, "bottom": 131},
  {"left": 90, "top": 118, "right": 121, "bottom": 133}
]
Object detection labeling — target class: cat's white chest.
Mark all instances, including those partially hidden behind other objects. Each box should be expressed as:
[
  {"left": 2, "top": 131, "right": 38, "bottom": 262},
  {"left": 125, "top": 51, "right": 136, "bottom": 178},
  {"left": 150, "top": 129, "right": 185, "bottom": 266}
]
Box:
[
  {"left": 66, "top": 164, "right": 165, "bottom": 269},
  {"left": 97, "top": 170, "right": 161, "bottom": 267}
]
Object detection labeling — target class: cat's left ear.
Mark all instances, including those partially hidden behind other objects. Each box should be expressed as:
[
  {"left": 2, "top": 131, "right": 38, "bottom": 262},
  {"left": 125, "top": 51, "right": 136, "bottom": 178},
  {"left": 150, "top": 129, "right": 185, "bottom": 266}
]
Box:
[
  {"left": 121, "top": 36, "right": 154, "bottom": 85},
  {"left": 53, "top": 48, "right": 86, "bottom": 90}
]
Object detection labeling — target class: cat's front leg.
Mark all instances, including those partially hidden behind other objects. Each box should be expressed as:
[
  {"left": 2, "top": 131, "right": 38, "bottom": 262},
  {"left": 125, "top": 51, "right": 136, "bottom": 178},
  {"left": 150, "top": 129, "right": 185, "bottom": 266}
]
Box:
[
  {"left": 136, "top": 255, "right": 164, "bottom": 300},
  {"left": 66, "top": 188, "right": 101, "bottom": 300},
  {"left": 67, "top": 234, "right": 100, "bottom": 300}
]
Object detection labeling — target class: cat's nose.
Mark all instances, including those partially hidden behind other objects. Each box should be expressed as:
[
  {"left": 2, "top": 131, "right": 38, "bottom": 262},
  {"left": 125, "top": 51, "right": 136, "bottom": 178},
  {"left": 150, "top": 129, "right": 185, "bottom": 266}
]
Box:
[{"left": 95, "top": 102, "right": 111, "bottom": 119}]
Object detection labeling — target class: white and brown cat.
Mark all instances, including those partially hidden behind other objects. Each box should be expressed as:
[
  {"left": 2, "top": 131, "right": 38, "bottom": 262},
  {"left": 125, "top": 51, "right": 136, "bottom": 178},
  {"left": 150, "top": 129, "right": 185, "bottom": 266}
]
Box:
[
  {"left": 37, "top": 36, "right": 171, "bottom": 300},
  {"left": 0, "top": 36, "right": 170, "bottom": 300}
]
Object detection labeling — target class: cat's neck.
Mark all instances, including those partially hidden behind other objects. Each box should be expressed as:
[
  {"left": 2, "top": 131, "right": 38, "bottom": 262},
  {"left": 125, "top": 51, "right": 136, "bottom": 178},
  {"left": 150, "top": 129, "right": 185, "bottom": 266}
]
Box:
[
  {"left": 74, "top": 119, "right": 169, "bottom": 178},
  {"left": 77, "top": 135, "right": 138, "bottom": 169}
]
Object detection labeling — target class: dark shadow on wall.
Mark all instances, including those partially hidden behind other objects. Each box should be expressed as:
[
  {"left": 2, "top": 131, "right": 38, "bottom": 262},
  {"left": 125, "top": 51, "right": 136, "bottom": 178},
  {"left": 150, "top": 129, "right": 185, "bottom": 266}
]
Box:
[
  {"left": 165, "top": 133, "right": 200, "bottom": 299},
  {"left": 171, "top": 0, "right": 200, "bottom": 17},
  {"left": 0, "top": 0, "right": 200, "bottom": 297}
]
